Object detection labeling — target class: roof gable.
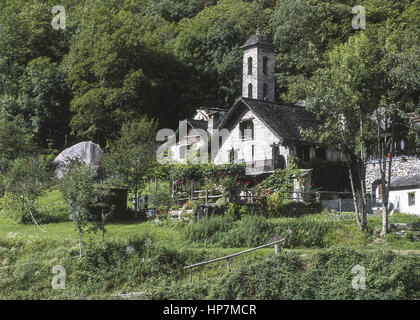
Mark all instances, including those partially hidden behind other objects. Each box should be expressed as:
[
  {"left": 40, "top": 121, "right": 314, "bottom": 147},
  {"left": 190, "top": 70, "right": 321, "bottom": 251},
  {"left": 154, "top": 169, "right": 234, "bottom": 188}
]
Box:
[
  {"left": 218, "top": 97, "right": 318, "bottom": 143},
  {"left": 390, "top": 174, "right": 420, "bottom": 190}
]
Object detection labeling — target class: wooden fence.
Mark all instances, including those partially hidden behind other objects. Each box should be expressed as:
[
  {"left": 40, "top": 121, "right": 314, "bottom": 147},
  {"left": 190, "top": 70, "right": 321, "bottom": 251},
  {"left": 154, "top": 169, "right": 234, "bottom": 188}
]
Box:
[
  {"left": 184, "top": 238, "right": 286, "bottom": 283},
  {"left": 136, "top": 187, "right": 367, "bottom": 213},
  {"left": 175, "top": 188, "right": 356, "bottom": 203}
]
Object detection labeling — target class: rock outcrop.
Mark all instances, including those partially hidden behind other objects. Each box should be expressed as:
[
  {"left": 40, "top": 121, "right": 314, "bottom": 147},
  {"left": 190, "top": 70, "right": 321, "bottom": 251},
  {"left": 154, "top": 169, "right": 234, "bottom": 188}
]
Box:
[{"left": 54, "top": 141, "right": 103, "bottom": 177}]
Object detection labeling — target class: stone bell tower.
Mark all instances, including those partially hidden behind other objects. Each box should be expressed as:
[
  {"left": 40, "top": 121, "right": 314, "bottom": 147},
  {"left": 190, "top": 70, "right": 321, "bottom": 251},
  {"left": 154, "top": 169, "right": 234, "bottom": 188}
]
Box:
[{"left": 241, "top": 29, "right": 275, "bottom": 102}]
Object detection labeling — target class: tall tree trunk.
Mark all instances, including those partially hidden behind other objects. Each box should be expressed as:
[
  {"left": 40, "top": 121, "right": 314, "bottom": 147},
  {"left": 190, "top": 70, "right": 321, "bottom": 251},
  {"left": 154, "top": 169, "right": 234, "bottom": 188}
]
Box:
[
  {"left": 78, "top": 232, "right": 83, "bottom": 258},
  {"left": 134, "top": 187, "right": 139, "bottom": 216},
  {"left": 359, "top": 155, "right": 368, "bottom": 231},
  {"left": 346, "top": 159, "right": 363, "bottom": 231},
  {"left": 101, "top": 209, "right": 105, "bottom": 242},
  {"left": 381, "top": 124, "right": 394, "bottom": 236},
  {"left": 357, "top": 116, "right": 368, "bottom": 231}
]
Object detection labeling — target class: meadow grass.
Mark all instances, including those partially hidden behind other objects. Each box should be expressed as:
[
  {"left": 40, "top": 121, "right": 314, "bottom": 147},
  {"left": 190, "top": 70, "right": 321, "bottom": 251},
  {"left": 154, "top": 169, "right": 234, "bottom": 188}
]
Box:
[{"left": 0, "top": 189, "right": 419, "bottom": 299}]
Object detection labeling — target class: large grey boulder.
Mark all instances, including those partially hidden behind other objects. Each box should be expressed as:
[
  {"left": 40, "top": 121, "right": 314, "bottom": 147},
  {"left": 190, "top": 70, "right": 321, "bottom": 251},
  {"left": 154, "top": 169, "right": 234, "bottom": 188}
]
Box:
[{"left": 54, "top": 141, "right": 103, "bottom": 177}]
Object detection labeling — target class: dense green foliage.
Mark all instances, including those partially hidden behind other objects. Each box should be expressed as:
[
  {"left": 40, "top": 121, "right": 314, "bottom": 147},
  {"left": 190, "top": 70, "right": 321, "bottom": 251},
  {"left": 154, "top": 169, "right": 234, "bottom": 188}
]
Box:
[
  {"left": 150, "top": 247, "right": 420, "bottom": 299},
  {"left": 2, "top": 155, "right": 53, "bottom": 223},
  {"left": 0, "top": 0, "right": 419, "bottom": 300},
  {"left": 1, "top": 0, "right": 418, "bottom": 151},
  {"left": 102, "top": 117, "right": 158, "bottom": 214},
  {"left": 186, "top": 213, "right": 341, "bottom": 248}
]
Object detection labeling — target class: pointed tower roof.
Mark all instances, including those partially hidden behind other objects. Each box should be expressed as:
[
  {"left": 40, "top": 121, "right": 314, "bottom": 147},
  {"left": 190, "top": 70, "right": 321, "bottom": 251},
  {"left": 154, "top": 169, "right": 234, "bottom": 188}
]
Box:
[{"left": 241, "top": 28, "right": 273, "bottom": 49}]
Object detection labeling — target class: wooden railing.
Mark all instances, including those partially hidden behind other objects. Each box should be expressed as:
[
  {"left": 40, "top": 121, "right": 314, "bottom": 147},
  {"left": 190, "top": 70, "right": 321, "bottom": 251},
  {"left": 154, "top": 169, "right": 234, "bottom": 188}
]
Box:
[
  {"left": 175, "top": 188, "right": 358, "bottom": 204},
  {"left": 184, "top": 238, "right": 286, "bottom": 282}
]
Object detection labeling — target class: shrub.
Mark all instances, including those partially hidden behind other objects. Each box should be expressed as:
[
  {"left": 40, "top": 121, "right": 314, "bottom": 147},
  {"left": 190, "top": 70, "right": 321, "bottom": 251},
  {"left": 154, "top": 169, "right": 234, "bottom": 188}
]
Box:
[
  {"left": 207, "top": 248, "right": 420, "bottom": 300},
  {"left": 280, "top": 200, "right": 323, "bottom": 217},
  {"left": 267, "top": 193, "right": 284, "bottom": 217},
  {"left": 214, "top": 197, "right": 228, "bottom": 214},
  {"left": 20, "top": 206, "right": 69, "bottom": 224},
  {"left": 185, "top": 213, "right": 334, "bottom": 248},
  {"left": 272, "top": 218, "right": 332, "bottom": 248},
  {"left": 74, "top": 237, "right": 185, "bottom": 293},
  {"left": 218, "top": 215, "right": 273, "bottom": 247},
  {"left": 148, "top": 182, "right": 172, "bottom": 212},
  {"left": 185, "top": 214, "right": 235, "bottom": 242}
]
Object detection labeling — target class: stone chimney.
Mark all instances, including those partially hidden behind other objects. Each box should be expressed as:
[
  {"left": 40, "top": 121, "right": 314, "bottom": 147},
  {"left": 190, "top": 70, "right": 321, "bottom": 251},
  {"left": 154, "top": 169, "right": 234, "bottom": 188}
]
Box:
[{"left": 208, "top": 111, "right": 220, "bottom": 135}]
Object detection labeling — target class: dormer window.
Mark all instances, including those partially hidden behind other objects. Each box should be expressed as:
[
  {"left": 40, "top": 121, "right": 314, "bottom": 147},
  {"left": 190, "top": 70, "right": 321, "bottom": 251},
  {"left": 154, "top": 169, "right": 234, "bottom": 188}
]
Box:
[
  {"left": 240, "top": 119, "right": 254, "bottom": 140},
  {"left": 248, "top": 57, "right": 253, "bottom": 75}
]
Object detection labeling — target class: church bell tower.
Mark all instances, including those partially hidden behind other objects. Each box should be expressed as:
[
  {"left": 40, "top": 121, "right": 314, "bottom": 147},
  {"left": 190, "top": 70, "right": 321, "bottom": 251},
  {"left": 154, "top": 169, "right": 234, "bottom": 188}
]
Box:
[{"left": 241, "top": 29, "right": 275, "bottom": 102}]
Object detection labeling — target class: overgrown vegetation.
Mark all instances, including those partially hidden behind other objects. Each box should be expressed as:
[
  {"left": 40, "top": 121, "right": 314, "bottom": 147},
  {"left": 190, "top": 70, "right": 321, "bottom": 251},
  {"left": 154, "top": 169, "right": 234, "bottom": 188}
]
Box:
[
  {"left": 0, "top": 210, "right": 419, "bottom": 300},
  {"left": 149, "top": 248, "right": 420, "bottom": 300}
]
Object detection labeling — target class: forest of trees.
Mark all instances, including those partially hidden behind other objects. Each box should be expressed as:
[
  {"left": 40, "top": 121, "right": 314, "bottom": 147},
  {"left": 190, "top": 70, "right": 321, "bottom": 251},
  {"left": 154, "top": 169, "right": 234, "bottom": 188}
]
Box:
[{"left": 0, "top": 0, "right": 418, "bottom": 151}]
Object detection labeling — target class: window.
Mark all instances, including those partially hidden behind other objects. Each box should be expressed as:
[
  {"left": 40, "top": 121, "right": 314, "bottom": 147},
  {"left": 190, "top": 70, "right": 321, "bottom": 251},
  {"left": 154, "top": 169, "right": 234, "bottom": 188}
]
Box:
[
  {"left": 240, "top": 120, "right": 254, "bottom": 140},
  {"left": 248, "top": 83, "right": 253, "bottom": 98},
  {"left": 315, "top": 147, "right": 327, "bottom": 160},
  {"left": 296, "top": 146, "right": 310, "bottom": 162},
  {"left": 408, "top": 192, "right": 416, "bottom": 206},
  {"left": 263, "top": 57, "right": 268, "bottom": 75},
  {"left": 263, "top": 83, "right": 268, "bottom": 100},
  {"left": 248, "top": 57, "right": 253, "bottom": 75}
]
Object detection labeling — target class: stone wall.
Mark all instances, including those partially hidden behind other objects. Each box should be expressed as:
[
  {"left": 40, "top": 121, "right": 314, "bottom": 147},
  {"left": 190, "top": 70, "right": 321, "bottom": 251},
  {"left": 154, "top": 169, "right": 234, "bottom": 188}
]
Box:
[{"left": 365, "top": 157, "right": 420, "bottom": 192}]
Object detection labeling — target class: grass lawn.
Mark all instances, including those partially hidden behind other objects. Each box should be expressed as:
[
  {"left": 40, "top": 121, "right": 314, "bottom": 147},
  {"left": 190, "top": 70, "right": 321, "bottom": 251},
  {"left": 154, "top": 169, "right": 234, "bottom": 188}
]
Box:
[{"left": 0, "top": 189, "right": 419, "bottom": 299}]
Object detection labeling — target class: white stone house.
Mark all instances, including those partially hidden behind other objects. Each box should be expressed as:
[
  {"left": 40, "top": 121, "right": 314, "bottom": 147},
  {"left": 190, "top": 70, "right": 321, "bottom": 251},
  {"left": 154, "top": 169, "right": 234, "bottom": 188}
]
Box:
[
  {"left": 165, "top": 29, "right": 420, "bottom": 215},
  {"left": 388, "top": 174, "right": 420, "bottom": 215},
  {"left": 169, "top": 29, "right": 339, "bottom": 173}
]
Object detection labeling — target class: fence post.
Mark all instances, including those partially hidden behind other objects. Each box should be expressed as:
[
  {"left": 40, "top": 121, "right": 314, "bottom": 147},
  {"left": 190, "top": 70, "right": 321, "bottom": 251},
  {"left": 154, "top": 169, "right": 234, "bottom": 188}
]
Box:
[
  {"left": 197, "top": 205, "right": 204, "bottom": 223},
  {"left": 190, "top": 183, "right": 193, "bottom": 201},
  {"left": 189, "top": 268, "right": 192, "bottom": 283},
  {"left": 205, "top": 189, "right": 209, "bottom": 205},
  {"left": 251, "top": 191, "right": 255, "bottom": 205},
  {"left": 226, "top": 259, "right": 231, "bottom": 272},
  {"left": 338, "top": 197, "right": 342, "bottom": 212}
]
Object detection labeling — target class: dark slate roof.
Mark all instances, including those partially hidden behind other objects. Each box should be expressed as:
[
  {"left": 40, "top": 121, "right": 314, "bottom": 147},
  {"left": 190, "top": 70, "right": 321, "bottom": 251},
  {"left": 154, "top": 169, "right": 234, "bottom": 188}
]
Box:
[
  {"left": 204, "top": 107, "right": 228, "bottom": 113},
  {"left": 187, "top": 119, "right": 208, "bottom": 131},
  {"left": 218, "top": 97, "right": 318, "bottom": 143},
  {"left": 172, "top": 119, "right": 208, "bottom": 142},
  {"left": 241, "top": 29, "right": 273, "bottom": 49},
  {"left": 390, "top": 174, "right": 420, "bottom": 189}
]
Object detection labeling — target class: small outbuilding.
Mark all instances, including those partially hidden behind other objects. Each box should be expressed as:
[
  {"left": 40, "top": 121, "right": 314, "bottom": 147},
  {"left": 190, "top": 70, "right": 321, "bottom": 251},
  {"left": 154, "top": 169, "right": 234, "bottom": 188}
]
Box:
[{"left": 389, "top": 174, "right": 420, "bottom": 215}]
